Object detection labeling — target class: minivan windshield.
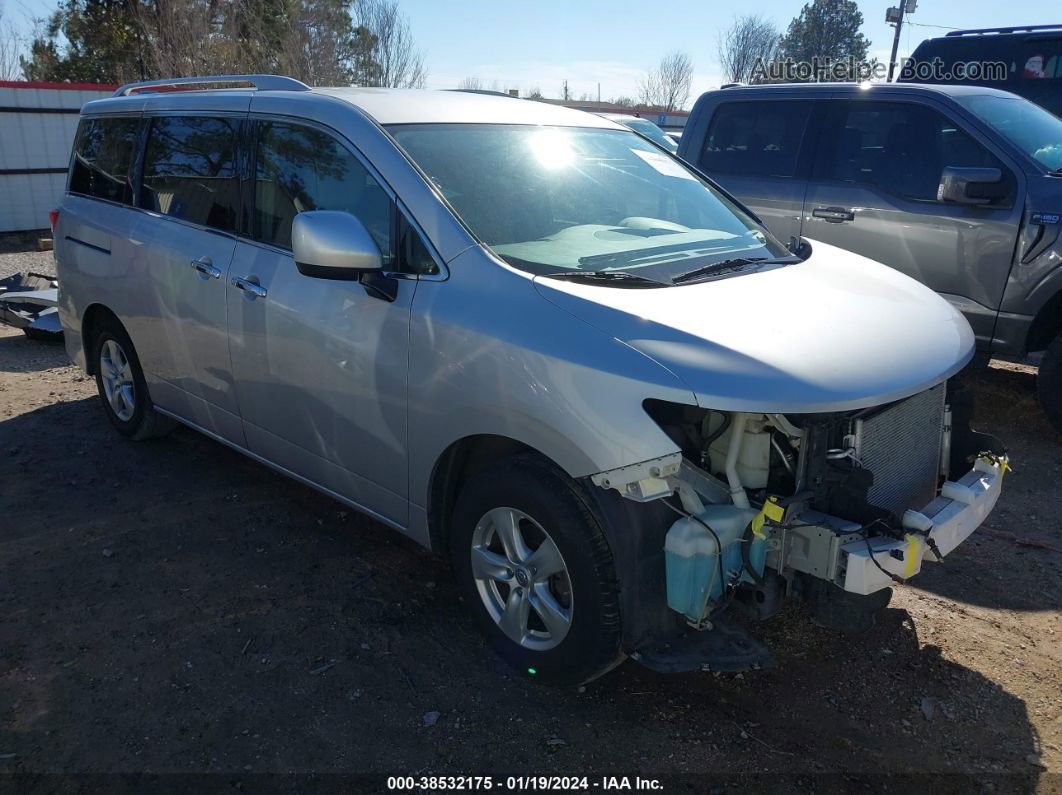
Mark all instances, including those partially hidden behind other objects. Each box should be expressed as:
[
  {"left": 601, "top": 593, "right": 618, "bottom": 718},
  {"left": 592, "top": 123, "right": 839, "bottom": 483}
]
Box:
[
  {"left": 388, "top": 124, "right": 790, "bottom": 283},
  {"left": 957, "top": 94, "right": 1062, "bottom": 172}
]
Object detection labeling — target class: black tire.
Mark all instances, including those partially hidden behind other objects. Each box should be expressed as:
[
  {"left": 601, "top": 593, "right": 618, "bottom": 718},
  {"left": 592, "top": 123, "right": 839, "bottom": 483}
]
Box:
[
  {"left": 92, "top": 316, "right": 175, "bottom": 441},
  {"left": 449, "top": 454, "right": 623, "bottom": 686},
  {"left": 1038, "top": 333, "right": 1062, "bottom": 437}
]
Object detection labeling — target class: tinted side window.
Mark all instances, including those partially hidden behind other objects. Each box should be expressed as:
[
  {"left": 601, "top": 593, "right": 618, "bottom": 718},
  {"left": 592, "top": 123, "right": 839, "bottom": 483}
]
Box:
[
  {"left": 253, "top": 121, "right": 392, "bottom": 262},
  {"left": 140, "top": 116, "right": 240, "bottom": 231},
  {"left": 1017, "top": 39, "right": 1062, "bottom": 81},
  {"left": 699, "top": 101, "right": 811, "bottom": 178},
  {"left": 69, "top": 117, "right": 140, "bottom": 204},
  {"left": 399, "top": 220, "right": 439, "bottom": 276},
  {"left": 815, "top": 101, "right": 1013, "bottom": 204}
]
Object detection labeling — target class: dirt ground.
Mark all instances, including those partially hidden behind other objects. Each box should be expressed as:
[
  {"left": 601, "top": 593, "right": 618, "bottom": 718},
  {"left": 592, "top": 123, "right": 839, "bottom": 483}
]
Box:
[{"left": 1, "top": 316, "right": 1061, "bottom": 791}]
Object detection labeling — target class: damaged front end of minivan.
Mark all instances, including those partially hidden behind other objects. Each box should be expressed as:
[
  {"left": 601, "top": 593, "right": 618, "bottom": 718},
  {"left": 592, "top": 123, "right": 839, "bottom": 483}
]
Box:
[{"left": 588, "top": 384, "right": 1008, "bottom": 673}]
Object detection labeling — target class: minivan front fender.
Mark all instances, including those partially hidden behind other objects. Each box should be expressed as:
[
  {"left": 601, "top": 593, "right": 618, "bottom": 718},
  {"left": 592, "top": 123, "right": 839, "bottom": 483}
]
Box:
[{"left": 405, "top": 247, "right": 698, "bottom": 544}]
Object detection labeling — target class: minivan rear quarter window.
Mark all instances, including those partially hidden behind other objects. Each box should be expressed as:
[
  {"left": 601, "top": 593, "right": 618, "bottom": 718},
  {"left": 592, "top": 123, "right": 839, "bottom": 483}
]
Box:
[
  {"left": 140, "top": 116, "right": 240, "bottom": 231},
  {"left": 69, "top": 116, "right": 140, "bottom": 205},
  {"left": 699, "top": 101, "right": 811, "bottom": 179}
]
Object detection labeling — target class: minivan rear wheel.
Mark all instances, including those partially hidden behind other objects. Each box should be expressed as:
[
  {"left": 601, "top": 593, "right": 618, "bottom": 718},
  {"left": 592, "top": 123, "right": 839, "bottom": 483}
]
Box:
[
  {"left": 92, "top": 318, "right": 175, "bottom": 440},
  {"left": 1038, "top": 333, "right": 1062, "bottom": 437},
  {"left": 449, "top": 455, "right": 623, "bottom": 685}
]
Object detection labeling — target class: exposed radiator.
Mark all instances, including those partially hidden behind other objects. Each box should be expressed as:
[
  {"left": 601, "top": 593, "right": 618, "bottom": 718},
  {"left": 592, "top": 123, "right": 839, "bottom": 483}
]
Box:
[{"left": 851, "top": 385, "right": 946, "bottom": 517}]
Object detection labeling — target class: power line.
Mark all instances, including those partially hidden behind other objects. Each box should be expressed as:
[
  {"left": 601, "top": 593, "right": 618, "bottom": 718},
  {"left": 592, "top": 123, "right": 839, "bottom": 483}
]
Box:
[{"left": 904, "top": 21, "right": 963, "bottom": 31}]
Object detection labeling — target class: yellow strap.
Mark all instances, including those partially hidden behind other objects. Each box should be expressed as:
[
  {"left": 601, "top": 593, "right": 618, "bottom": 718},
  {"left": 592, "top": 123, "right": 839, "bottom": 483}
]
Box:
[
  {"left": 763, "top": 497, "right": 786, "bottom": 523},
  {"left": 750, "top": 511, "right": 767, "bottom": 539},
  {"left": 980, "top": 453, "right": 1011, "bottom": 482},
  {"left": 750, "top": 498, "right": 785, "bottom": 539},
  {"left": 903, "top": 534, "right": 921, "bottom": 578}
]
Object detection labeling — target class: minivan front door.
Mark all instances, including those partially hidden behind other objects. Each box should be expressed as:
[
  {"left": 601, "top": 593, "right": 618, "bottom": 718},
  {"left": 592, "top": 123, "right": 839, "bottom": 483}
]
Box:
[
  {"left": 694, "top": 99, "right": 814, "bottom": 242},
  {"left": 133, "top": 114, "right": 244, "bottom": 443},
  {"left": 226, "top": 120, "right": 413, "bottom": 527},
  {"left": 802, "top": 99, "right": 1023, "bottom": 344}
]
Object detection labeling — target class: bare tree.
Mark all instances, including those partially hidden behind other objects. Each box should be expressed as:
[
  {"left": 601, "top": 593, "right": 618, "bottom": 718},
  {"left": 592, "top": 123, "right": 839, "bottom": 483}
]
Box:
[
  {"left": 638, "top": 51, "right": 693, "bottom": 111},
  {"left": 128, "top": 0, "right": 377, "bottom": 86},
  {"left": 718, "top": 14, "right": 780, "bottom": 84},
  {"left": 525, "top": 85, "right": 542, "bottom": 99},
  {"left": 354, "top": 0, "right": 426, "bottom": 88},
  {"left": 457, "top": 76, "right": 483, "bottom": 90},
  {"left": 0, "top": 2, "right": 25, "bottom": 80}
]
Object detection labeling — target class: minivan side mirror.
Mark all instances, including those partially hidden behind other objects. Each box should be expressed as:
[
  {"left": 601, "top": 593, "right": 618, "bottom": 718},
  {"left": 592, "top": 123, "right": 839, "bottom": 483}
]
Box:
[
  {"left": 937, "top": 167, "right": 1005, "bottom": 206},
  {"left": 292, "top": 210, "right": 383, "bottom": 279}
]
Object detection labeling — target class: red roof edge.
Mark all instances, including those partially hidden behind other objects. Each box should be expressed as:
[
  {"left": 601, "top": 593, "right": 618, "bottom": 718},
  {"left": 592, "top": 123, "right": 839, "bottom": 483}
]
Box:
[{"left": 0, "top": 80, "right": 119, "bottom": 92}]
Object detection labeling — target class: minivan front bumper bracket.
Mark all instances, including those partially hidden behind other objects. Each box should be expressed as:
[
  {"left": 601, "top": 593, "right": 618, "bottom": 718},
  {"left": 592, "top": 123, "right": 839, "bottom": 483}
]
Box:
[{"left": 840, "top": 455, "right": 1007, "bottom": 595}]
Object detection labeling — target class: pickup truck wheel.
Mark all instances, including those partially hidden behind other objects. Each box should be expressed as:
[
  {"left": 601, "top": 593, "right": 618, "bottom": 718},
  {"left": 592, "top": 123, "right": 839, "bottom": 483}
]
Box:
[
  {"left": 449, "top": 455, "right": 623, "bottom": 686},
  {"left": 92, "top": 318, "right": 175, "bottom": 441},
  {"left": 1038, "top": 333, "right": 1062, "bottom": 437}
]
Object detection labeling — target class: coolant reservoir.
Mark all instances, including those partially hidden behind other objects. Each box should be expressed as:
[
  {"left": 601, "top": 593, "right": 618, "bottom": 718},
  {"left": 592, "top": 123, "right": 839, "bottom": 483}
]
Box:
[
  {"left": 664, "top": 505, "right": 758, "bottom": 623},
  {"left": 706, "top": 415, "right": 772, "bottom": 489}
]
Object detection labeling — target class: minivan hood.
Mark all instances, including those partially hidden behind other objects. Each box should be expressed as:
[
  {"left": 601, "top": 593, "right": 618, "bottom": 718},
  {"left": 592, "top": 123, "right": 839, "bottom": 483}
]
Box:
[{"left": 532, "top": 240, "right": 974, "bottom": 413}]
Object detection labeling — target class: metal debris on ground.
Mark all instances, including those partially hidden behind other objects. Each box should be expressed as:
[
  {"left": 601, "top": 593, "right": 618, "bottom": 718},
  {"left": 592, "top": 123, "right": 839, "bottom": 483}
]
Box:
[{"left": 0, "top": 272, "right": 61, "bottom": 339}]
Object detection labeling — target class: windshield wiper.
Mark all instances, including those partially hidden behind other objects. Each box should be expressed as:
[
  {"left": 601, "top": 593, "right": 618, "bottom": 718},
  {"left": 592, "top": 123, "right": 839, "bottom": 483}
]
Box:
[
  {"left": 542, "top": 270, "right": 667, "bottom": 287},
  {"left": 671, "top": 256, "right": 798, "bottom": 285}
]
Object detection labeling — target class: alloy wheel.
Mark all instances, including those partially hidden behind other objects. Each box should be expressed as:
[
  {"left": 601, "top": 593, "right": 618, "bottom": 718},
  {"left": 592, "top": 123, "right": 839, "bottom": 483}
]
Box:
[
  {"left": 470, "top": 507, "right": 573, "bottom": 651},
  {"left": 99, "top": 339, "right": 136, "bottom": 422}
]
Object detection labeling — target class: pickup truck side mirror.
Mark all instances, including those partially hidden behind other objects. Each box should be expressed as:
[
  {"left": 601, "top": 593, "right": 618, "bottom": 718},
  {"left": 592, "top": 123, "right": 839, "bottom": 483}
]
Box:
[
  {"left": 787, "top": 235, "right": 812, "bottom": 260},
  {"left": 292, "top": 210, "right": 383, "bottom": 280},
  {"left": 937, "top": 166, "right": 1006, "bottom": 206}
]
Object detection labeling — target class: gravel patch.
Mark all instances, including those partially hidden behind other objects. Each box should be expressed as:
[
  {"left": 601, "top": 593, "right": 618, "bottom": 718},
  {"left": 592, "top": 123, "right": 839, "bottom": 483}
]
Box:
[{"left": 0, "top": 249, "right": 57, "bottom": 281}]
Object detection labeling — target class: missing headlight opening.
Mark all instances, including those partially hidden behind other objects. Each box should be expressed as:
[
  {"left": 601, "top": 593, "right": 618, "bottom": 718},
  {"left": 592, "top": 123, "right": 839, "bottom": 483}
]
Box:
[{"left": 589, "top": 388, "right": 1008, "bottom": 646}]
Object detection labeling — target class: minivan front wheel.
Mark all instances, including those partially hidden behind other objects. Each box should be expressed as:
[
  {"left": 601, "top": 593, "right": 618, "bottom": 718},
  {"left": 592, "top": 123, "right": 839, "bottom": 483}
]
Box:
[
  {"left": 450, "top": 455, "right": 623, "bottom": 685},
  {"left": 1039, "top": 333, "right": 1062, "bottom": 437},
  {"left": 92, "top": 318, "right": 175, "bottom": 440}
]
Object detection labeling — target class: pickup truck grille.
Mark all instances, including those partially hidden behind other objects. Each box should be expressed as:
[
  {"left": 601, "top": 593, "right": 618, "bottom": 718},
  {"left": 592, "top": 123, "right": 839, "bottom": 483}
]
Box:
[{"left": 852, "top": 385, "right": 945, "bottom": 517}]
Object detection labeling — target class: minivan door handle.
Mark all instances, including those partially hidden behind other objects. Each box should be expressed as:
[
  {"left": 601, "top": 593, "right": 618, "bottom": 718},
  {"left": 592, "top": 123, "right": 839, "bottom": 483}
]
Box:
[
  {"left": 190, "top": 257, "right": 222, "bottom": 280},
  {"left": 231, "top": 276, "right": 268, "bottom": 300},
  {"left": 812, "top": 206, "right": 855, "bottom": 223}
]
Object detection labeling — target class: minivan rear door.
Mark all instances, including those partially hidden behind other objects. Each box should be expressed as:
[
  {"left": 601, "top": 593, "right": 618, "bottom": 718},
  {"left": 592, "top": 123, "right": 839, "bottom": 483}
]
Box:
[
  {"left": 801, "top": 96, "right": 1024, "bottom": 345},
  {"left": 132, "top": 112, "right": 245, "bottom": 443},
  {"left": 692, "top": 98, "right": 815, "bottom": 242}
]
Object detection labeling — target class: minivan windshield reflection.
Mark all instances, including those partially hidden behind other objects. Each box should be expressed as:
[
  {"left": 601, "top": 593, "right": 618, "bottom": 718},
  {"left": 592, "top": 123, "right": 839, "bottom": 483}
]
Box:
[
  {"left": 389, "top": 124, "right": 791, "bottom": 283},
  {"left": 957, "top": 94, "right": 1062, "bottom": 172}
]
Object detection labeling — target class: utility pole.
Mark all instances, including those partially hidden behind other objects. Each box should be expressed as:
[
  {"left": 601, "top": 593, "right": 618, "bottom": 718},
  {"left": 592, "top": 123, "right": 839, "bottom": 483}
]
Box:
[
  {"left": 562, "top": 79, "right": 570, "bottom": 101},
  {"left": 597, "top": 82, "right": 601, "bottom": 102},
  {"left": 886, "top": 0, "right": 917, "bottom": 81}
]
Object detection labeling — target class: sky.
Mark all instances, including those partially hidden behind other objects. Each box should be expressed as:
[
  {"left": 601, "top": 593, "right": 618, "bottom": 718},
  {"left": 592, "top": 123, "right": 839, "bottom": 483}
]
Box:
[{"left": 3, "top": 0, "right": 1055, "bottom": 101}]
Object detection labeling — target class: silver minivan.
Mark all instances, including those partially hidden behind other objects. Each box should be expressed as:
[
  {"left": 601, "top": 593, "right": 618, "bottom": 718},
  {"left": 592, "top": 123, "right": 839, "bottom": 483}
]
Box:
[{"left": 56, "top": 75, "right": 1007, "bottom": 684}]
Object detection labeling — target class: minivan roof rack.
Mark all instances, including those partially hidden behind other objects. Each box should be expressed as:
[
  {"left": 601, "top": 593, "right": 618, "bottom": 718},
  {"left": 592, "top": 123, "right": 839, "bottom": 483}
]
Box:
[
  {"left": 113, "top": 74, "right": 310, "bottom": 97},
  {"left": 945, "top": 24, "right": 1062, "bottom": 37}
]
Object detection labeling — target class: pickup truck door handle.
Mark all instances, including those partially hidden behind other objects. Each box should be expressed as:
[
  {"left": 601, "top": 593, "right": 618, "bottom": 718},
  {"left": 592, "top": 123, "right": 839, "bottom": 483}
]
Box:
[
  {"left": 231, "top": 276, "right": 268, "bottom": 300},
  {"left": 190, "top": 257, "right": 222, "bottom": 279},
  {"left": 812, "top": 206, "right": 855, "bottom": 223}
]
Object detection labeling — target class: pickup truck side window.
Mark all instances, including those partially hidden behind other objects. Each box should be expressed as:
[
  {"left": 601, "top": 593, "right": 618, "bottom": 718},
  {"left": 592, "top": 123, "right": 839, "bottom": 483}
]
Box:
[
  {"left": 814, "top": 101, "right": 1014, "bottom": 205},
  {"left": 69, "top": 116, "right": 141, "bottom": 205},
  {"left": 698, "top": 101, "right": 811, "bottom": 179},
  {"left": 140, "top": 116, "right": 240, "bottom": 232},
  {"left": 252, "top": 120, "right": 393, "bottom": 268}
]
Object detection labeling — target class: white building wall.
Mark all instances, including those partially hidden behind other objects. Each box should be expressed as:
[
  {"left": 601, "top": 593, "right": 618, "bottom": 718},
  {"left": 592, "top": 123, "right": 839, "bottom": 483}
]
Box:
[{"left": 0, "top": 83, "right": 115, "bottom": 233}]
